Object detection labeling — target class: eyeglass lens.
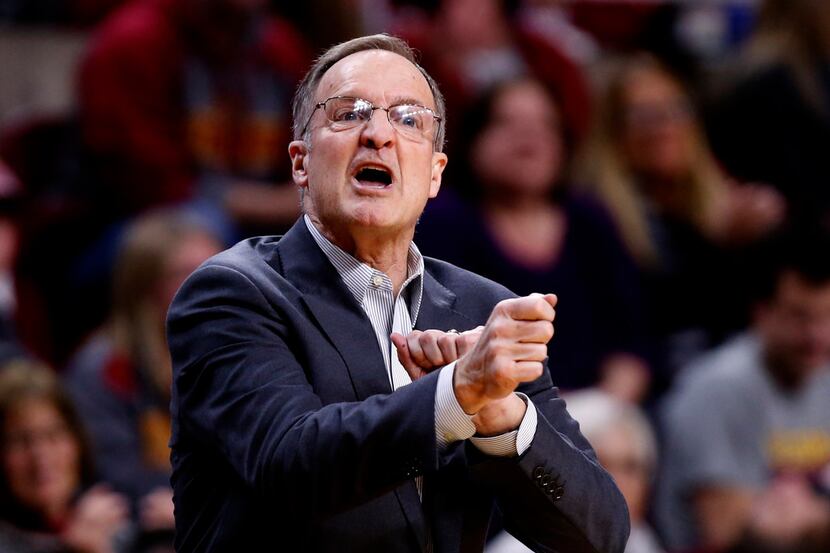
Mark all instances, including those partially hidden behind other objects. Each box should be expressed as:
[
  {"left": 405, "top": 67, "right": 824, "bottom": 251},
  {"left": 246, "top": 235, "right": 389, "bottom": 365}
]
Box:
[{"left": 323, "top": 97, "right": 436, "bottom": 138}]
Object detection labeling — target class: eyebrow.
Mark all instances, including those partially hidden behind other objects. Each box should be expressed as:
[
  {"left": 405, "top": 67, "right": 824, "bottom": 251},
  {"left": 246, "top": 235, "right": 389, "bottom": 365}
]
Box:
[{"left": 388, "top": 96, "right": 430, "bottom": 107}]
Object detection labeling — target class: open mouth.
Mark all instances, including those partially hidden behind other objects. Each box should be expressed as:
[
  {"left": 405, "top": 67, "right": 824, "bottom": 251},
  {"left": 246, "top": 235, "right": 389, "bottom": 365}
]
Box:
[{"left": 354, "top": 166, "right": 393, "bottom": 187}]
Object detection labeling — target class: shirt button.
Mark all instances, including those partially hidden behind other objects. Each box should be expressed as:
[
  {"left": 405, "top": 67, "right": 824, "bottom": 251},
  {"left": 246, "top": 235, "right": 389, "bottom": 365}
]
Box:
[{"left": 371, "top": 275, "right": 383, "bottom": 287}]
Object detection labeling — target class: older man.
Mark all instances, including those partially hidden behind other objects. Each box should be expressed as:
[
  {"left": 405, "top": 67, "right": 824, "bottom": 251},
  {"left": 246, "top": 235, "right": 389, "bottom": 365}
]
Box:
[{"left": 167, "top": 34, "right": 629, "bottom": 552}]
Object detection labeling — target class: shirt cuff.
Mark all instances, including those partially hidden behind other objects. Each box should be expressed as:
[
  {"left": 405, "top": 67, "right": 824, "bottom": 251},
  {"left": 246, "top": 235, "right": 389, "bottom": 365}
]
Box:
[
  {"left": 434, "top": 363, "right": 538, "bottom": 456},
  {"left": 435, "top": 362, "right": 476, "bottom": 449},
  {"left": 470, "top": 393, "right": 537, "bottom": 457}
]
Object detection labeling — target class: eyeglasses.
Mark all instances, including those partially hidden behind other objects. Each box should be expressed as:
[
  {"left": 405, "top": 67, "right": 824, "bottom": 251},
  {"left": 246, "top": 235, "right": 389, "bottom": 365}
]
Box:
[{"left": 302, "top": 96, "right": 442, "bottom": 143}]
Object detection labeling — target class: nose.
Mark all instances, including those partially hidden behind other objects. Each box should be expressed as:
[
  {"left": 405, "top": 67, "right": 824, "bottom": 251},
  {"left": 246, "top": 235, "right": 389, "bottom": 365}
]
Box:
[{"left": 359, "top": 109, "right": 395, "bottom": 150}]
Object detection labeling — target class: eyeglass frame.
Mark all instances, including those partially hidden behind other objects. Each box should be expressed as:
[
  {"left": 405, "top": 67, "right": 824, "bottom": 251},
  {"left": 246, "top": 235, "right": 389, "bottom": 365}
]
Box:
[{"left": 300, "top": 95, "right": 443, "bottom": 146}]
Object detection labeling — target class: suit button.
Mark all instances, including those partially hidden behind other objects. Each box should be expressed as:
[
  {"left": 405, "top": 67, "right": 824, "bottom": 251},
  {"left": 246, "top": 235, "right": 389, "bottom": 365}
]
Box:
[
  {"left": 551, "top": 486, "right": 565, "bottom": 501},
  {"left": 540, "top": 474, "right": 551, "bottom": 487},
  {"left": 533, "top": 466, "right": 545, "bottom": 481}
]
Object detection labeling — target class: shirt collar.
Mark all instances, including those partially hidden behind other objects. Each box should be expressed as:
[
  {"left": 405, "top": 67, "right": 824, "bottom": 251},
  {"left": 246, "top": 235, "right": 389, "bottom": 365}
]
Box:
[{"left": 304, "top": 214, "right": 425, "bottom": 323}]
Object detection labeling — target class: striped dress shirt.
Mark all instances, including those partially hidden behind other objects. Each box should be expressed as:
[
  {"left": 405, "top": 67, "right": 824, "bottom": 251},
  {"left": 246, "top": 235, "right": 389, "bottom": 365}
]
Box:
[{"left": 304, "top": 215, "right": 537, "bottom": 461}]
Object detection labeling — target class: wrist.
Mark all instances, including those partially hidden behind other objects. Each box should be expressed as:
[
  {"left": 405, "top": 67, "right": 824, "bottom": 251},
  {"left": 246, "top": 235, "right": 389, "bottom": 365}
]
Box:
[
  {"left": 471, "top": 394, "right": 526, "bottom": 437},
  {"left": 452, "top": 359, "right": 484, "bottom": 415}
]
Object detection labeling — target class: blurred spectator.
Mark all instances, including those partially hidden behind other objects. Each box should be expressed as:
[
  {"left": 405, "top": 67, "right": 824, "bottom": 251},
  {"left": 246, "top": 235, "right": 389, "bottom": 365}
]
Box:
[
  {"left": 0, "top": 360, "right": 129, "bottom": 553},
  {"left": 709, "top": 0, "right": 830, "bottom": 228},
  {"left": 567, "top": 390, "right": 663, "bottom": 553},
  {"left": 516, "top": 0, "right": 599, "bottom": 67},
  {"left": 581, "top": 53, "right": 784, "bottom": 374},
  {"left": 418, "top": 78, "right": 649, "bottom": 401},
  {"left": 78, "top": 0, "right": 310, "bottom": 243},
  {"left": 64, "top": 211, "right": 221, "bottom": 544},
  {"left": 487, "top": 389, "right": 663, "bottom": 553},
  {"left": 656, "top": 230, "right": 830, "bottom": 553},
  {"left": 2, "top": 115, "right": 114, "bottom": 369},
  {"left": 392, "top": 0, "right": 592, "bottom": 161}
]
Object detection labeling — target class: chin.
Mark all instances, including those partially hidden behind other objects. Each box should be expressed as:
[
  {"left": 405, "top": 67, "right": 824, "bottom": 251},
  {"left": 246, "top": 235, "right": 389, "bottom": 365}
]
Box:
[{"left": 347, "top": 206, "right": 401, "bottom": 230}]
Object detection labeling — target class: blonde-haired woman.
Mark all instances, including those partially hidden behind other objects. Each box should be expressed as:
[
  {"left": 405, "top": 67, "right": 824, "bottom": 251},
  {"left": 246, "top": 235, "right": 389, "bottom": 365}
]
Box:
[
  {"left": 582, "top": 54, "right": 783, "bottom": 372},
  {"left": 63, "top": 210, "right": 221, "bottom": 544}
]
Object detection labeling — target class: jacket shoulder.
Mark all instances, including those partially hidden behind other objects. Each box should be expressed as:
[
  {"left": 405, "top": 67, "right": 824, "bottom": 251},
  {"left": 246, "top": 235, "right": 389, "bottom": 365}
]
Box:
[{"left": 424, "top": 256, "right": 516, "bottom": 307}]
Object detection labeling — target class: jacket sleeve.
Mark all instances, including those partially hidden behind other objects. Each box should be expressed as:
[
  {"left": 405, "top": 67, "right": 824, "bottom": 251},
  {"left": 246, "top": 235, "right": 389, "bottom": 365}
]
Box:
[
  {"left": 470, "top": 364, "right": 631, "bottom": 553},
  {"left": 166, "top": 262, "right": 438, "bottom": 517}
]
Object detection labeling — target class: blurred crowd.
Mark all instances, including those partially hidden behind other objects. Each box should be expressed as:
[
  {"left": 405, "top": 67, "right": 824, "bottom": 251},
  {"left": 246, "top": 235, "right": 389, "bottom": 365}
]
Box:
[{"left": 0, "top": 0, "right": 829, "bottom": 551}]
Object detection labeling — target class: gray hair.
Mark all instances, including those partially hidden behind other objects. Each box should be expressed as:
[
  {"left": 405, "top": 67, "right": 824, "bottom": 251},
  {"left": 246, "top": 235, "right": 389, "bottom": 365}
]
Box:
[{"left": 291, "top": 34, "right": 446, "bottom": 152}]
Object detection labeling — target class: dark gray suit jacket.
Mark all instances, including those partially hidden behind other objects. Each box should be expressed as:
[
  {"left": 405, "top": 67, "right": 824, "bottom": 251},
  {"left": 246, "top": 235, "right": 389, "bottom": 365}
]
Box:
[{"left": 166, "top": 219, "right": 630, "bottom": 552}]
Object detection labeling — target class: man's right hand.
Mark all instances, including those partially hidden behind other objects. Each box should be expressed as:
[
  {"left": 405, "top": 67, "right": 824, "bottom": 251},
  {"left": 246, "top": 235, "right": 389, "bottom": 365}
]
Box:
[{"left": 453, "top": 294, "right": 557, "bottom": 416}]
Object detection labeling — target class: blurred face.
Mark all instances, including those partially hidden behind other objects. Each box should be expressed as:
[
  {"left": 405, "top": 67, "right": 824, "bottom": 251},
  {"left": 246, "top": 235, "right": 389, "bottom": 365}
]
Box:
[
  {"left": 619, "top": 68, "right": 695, "bottom": 183},
  {"left": 757, "top": 271, "right": 830, "bottom": 377},
  {"left": 471, "top": 81, "right": 565, "bottom": 198},
  {"left": 593, "top": 426, "right": 650, "bottom": 523},
  {"left": 290, "top": 50, "right": 447, "bottom": 240},
  {"left": 440, "top": 0, "right": 505, "bottom": 49},
  {"left": 2, "top": 399, "right": 80, "bottom": 519},
  {"left": 158, "top": 232, "right": 222, "bottom": 311}
]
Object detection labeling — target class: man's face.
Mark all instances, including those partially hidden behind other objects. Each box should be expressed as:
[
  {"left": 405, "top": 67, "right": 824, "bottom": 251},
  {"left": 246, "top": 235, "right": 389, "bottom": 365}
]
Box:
[
  {"left": 757, "top": 271, "right": 830, "bottom": 377},
  {"left": 289, "top": 50, "right": 447, "bottom": 240}
]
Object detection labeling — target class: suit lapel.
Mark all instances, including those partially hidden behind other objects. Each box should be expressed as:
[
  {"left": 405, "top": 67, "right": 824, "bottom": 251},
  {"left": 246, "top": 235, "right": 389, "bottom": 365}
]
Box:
[
  {"left": 272, "top": 221, "right": 391, "bottom": 400},
  {"left": 416, "top": 270, "right": 476, "bottom": 333}
]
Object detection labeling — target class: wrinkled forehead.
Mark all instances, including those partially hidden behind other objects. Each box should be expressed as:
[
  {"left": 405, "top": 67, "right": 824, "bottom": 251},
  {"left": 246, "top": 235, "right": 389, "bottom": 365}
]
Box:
[{"left": 315, "top": 50, "right": 436, "bottom": 109}]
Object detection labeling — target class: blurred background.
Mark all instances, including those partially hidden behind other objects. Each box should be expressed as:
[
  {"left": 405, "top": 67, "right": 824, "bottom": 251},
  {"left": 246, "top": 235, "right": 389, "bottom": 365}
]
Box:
[{"left": 0, "top": 0, "right": 829, "bottom": 552}]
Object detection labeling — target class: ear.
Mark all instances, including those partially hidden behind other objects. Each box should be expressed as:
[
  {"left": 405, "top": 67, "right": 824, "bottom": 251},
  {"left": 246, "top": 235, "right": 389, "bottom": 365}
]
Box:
[
  {"left": 288, "top": 140, "right": 310, "bottom": 188},
  {"left": 428, "top": 152, "right": 448, "bottom": 198}
]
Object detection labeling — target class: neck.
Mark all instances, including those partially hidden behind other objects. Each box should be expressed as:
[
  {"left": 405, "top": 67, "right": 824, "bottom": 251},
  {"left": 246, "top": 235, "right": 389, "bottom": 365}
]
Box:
[{"left": 308, "top": 214, "right": 413, "bottom": 294}]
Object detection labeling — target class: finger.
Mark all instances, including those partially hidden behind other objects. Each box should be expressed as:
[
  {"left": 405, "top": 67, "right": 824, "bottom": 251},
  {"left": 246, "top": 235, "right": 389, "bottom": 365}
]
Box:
[
  {"left": 457, "top": 326, "right": 483, "bottom": 356},
  {"left": 405, "top": 332, "right": 430, "bottom": 368},
  {"left": 420, "top": 330, "right": 447, "bottom": 366},
  {"left": 510, "top": 342, "right": 549, "bottom": 363},
  {"left": 436, "top": 333, "right": 459, "bottom": 363},
  {"left": 391, "top": 333, "right": 419, "bottom": 371},
  {"left": 513, "top": 360, "right": 545, "bottom": 382},
  {"left": 514, "top": 320, "right": 555, "bottom": 344},
  {"left": 497, "top": 295, "right": 556, "bottom": 322}
]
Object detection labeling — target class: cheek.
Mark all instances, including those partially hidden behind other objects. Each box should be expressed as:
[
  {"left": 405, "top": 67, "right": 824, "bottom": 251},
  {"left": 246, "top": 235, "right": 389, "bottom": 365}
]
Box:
[
  {"left": 471, "top": 135, "right": 508, "bottom": 180},
  {"left": 3, "top": 449, "right": 32, "bottom": 490}
]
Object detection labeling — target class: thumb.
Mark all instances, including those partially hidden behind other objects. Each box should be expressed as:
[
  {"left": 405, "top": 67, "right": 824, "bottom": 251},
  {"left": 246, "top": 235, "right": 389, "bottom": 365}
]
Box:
[{"left": 543, "top": 293, "right": 558, "bottom": 309}]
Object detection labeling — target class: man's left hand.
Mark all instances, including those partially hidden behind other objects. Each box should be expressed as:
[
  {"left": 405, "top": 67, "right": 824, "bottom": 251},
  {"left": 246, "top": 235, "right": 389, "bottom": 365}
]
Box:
[
  {"left": 391, "top": 327, "right": 528, "bottom": 436},
  {"left": 391, "top": 327, "right": 483, "bottom": 380}
]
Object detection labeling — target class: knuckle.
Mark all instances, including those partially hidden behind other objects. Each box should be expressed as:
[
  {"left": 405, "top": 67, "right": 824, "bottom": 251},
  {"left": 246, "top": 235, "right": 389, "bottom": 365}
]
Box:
[
  {"left": 422, "top": 329, "right": 441, "bottom": 342},
  {"left": 528, "top": 362, "right": 544, "bottom": 379},
  {"left": 490, "top": 319, "right": 512, "bottom": 339},
  {"left": 493, "top": 366, "right": 515, "bottom": 389},
  {"left": 541, "top": 321, "right": 554, "bottom": 341}
]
